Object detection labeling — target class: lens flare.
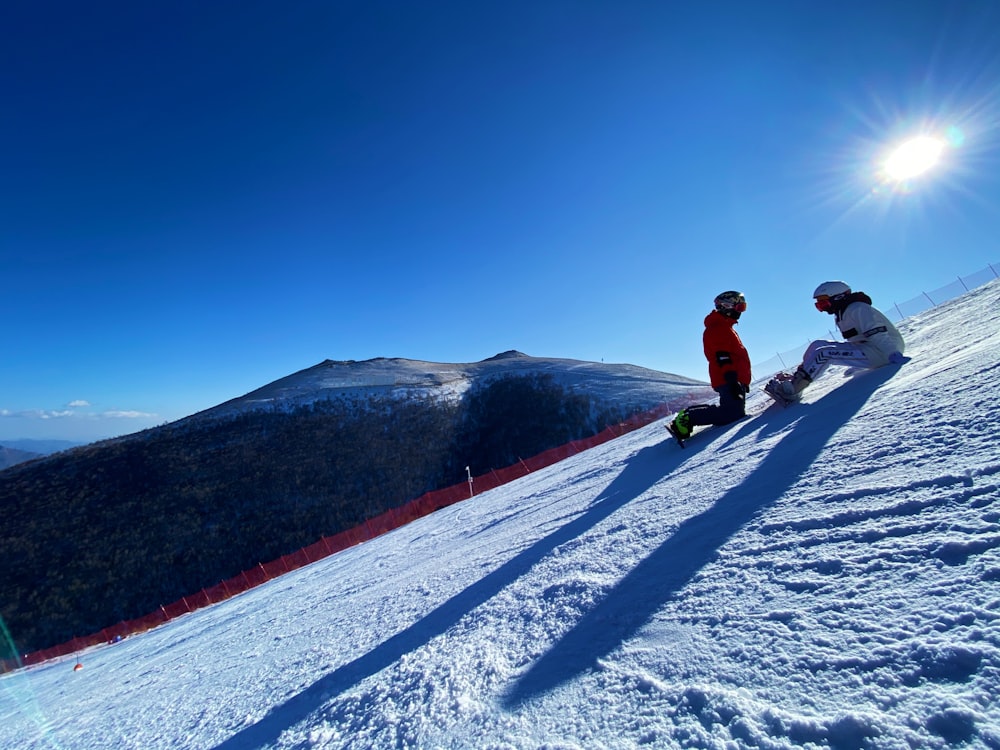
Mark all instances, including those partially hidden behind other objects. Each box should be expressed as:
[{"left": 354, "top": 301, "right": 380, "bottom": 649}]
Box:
[
  {"left": 883, "top": 136, "right": 945, "bottom": 180},
  {"left": 1, "top": 618, "right": 59, "bottom": 746}
]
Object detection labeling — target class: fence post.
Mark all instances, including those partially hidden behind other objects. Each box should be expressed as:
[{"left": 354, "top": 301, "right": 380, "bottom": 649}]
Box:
[
  {"left": 958, "top": 276, "right": 969, "bottom": 292},
  {"left": 923, "top": 292, "right": 935, "bottom": 306}
]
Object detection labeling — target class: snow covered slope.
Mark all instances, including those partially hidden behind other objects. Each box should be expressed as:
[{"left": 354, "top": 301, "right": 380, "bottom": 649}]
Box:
[{"left": 2, "top": 280, "right": 999, "bottom": 749}]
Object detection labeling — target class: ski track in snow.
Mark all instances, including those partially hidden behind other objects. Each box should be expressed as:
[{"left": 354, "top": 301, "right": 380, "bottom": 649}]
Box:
[{"left": 2, "top": 280, "right": 1000, "bottom": 749}]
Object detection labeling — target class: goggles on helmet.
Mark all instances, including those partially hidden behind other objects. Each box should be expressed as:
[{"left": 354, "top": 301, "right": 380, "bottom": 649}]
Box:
[
  {"left": 715, "top": 292, "right": 747, "bottom": 313},
  {"left": 814, "top": 295, "right": 832, "bottom": 312}
]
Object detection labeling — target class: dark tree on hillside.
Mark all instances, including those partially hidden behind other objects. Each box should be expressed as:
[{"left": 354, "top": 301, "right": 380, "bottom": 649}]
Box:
[{"left": 454, "top": 374, "right": 594, "bottom": 475}]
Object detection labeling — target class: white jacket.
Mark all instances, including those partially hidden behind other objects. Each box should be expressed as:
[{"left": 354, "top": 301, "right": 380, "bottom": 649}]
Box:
[{"left": 837, "top": 301, "right": 906, "bottom": 366}]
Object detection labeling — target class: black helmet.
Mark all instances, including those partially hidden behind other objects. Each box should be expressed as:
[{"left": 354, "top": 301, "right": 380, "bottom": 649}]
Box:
[{"left": 714, "top": 290, "right": 747, "bottom": 319}]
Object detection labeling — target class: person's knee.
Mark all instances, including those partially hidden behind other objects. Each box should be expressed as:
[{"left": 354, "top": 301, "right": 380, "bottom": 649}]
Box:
[
  {"left": 803, "top": 340, "right": 832, "bottom": 360},
  {"left": 716, "top": 395, "right": 745, "bottom": 424}
]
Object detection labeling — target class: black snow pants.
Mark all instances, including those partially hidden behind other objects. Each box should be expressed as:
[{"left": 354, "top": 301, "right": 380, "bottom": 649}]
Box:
[{"left": 685, "top": 384, "right": 746, "bottom": 428}]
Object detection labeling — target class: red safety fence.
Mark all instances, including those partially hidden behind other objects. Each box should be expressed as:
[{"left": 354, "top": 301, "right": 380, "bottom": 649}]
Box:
[{"left": 10, "top": 401, "right": 682, "bottom": 672}]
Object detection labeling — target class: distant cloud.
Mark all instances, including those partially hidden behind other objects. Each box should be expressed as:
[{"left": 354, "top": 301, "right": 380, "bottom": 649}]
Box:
[
  {"left": 0, "top": 409, "right": 76, "bottom": 420},
  {"left": 1, "top": 403, "right": 161, "bottom": 442},
  {"left": 0, "top": 407, "right": 157, "bottom": 420}
]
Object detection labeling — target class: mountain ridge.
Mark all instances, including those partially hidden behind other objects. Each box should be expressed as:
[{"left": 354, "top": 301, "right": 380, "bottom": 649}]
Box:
[
  {"left": 186, "top": 351, "right": 709, "bottom": 423},
  {"left": 0, "top": 445, "right": 41, "bottom": 470}
]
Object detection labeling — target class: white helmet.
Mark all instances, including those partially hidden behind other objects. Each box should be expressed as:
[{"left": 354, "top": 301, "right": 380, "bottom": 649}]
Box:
[{"left": 813, "top": 281, "right": 851, "bottom": 299}]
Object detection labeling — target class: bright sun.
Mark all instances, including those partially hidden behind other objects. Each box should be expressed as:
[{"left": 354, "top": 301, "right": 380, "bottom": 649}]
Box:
[{"left": 884, "top": 136, "right": 945, "bottom": 180}]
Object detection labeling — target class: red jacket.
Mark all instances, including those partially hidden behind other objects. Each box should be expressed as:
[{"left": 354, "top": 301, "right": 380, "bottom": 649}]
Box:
[{"left": 702, "top": 310, "right": 751, "bottom": 388}]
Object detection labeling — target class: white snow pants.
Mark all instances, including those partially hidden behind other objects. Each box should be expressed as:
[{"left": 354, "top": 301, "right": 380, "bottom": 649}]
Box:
[{"left": 800, "top": 340, "right": 877, "bottom": 381}]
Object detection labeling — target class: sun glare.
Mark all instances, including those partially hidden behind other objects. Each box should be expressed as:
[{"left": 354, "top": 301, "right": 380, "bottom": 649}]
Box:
[{"left": 883, "top": 136, "right": 945, "bottom": 180}]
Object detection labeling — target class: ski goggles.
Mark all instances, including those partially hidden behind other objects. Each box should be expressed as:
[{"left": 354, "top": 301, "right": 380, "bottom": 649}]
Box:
[
  {"left": 814, "top": 295, "right": 833, "bottom": 312},
  {"left": 719, "top": 294, "right": 747, "bottom": 313}
]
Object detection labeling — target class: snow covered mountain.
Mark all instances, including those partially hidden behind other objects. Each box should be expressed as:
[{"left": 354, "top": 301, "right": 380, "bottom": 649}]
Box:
[
  {"left": 191, "top": 350, "right": 709, "bottom": 422},
  {"left": 2, "top": 280, "right": 999, "bottom": 749}
]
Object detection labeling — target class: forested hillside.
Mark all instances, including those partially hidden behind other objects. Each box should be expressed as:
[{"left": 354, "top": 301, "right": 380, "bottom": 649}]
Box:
[{"left": 2, "top": 374, "right": 632, "bottom": 653}]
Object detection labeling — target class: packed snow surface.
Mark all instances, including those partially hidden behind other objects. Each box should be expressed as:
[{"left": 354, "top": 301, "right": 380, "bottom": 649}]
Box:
[{"left": 3, "top": 281, "right": 999, "bottom": 749}]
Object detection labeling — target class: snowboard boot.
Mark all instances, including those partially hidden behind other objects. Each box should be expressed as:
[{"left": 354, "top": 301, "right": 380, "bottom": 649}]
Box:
[
  {"left": 764, "top": 368, "right": 809, "bottom": 404},
  {"left": 790, "top": 366, "right": 811, "bottom": 394},
  {"left": 669, "top": 409, "right": 693, "bottom": 440}
]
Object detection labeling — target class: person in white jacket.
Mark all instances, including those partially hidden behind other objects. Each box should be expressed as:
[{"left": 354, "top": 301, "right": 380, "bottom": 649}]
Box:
[{"left": 765, "top": 281, "right": 906, "bottom": 403}]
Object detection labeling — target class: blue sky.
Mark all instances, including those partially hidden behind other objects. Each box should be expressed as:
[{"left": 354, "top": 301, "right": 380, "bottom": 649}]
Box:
[{"left": 3, "top": 1, "right": 999, "bottom": 442}]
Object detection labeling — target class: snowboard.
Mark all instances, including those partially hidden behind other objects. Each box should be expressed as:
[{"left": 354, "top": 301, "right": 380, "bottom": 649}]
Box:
[{"left": 665, "top": 421, "right": 690, "bottom": 448}]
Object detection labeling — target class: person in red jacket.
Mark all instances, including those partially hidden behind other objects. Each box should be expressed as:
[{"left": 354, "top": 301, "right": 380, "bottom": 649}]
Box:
[{"left": 668, "top": 291, "right": 752, "bottom": 442}]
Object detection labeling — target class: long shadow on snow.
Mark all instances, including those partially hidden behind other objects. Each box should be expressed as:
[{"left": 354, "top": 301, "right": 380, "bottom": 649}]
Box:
[
  {"left": 212, "top": 420, "right": 721, "bottom": 748},
  {"left": 503, "top": 368, "right": 894, "bottom": 708}
]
